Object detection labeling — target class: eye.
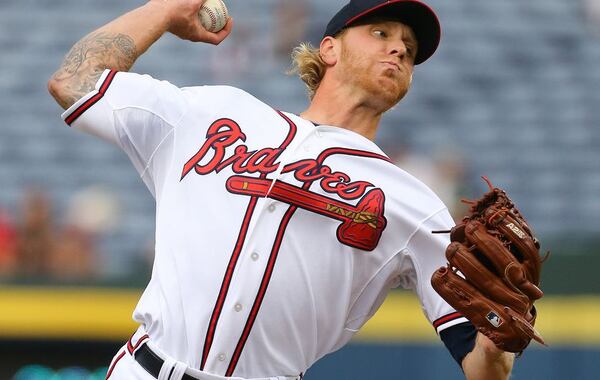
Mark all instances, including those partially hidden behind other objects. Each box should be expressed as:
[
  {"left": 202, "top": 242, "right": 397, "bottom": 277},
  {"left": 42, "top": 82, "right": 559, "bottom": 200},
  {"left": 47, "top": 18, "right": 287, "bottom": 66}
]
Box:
[{"left": 373, "top": 29, "right": 387, "bottom": 38}]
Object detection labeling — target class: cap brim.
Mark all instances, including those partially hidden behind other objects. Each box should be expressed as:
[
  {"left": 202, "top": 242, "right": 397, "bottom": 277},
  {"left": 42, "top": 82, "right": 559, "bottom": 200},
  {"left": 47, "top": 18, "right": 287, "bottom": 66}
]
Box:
[{"left": 346, "top": 0, "right": 441, "bottom": 65}]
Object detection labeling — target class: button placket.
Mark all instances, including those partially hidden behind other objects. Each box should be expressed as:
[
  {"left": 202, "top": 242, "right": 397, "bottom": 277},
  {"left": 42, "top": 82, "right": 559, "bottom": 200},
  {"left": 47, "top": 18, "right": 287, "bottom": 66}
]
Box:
[{"left": 206, "top": 129, "right": 321, "bottom": 372}]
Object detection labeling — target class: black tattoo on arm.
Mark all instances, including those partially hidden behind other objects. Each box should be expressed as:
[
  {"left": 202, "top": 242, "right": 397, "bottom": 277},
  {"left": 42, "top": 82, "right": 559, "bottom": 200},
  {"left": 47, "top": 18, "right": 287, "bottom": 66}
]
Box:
[{"left": 50, "top": 32, "right": 137, "bottom": 109}]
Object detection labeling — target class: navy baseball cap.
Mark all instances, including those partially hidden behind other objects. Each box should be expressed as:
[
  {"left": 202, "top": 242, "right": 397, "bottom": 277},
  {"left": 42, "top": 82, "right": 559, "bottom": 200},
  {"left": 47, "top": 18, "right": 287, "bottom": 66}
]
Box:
[{"left": 323, "top": 0, "right": 441, "bottom": 65}]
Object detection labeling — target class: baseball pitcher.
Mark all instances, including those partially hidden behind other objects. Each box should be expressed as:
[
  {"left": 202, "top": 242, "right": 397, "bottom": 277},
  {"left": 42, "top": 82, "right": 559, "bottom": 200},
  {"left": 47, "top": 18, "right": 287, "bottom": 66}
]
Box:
[{"left": 48, "top": 0, "right": 546, "bottom": 379}]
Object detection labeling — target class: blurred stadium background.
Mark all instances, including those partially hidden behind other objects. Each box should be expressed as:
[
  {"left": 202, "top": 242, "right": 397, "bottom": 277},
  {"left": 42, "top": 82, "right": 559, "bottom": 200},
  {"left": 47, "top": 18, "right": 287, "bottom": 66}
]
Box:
[{"left": 1, "top": 0, "right": 599, "bottom": 378}]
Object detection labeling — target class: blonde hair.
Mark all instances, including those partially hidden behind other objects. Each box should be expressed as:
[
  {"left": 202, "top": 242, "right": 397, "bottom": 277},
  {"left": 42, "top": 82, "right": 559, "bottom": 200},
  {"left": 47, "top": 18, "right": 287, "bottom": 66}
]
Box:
[{"left": 288, "top": 42, "right": 327, "bottom": 100}]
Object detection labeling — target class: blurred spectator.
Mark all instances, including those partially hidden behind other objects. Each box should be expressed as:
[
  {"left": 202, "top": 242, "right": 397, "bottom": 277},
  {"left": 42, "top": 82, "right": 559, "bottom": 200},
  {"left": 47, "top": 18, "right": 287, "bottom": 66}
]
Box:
[
  {"left": 273, "top": 0, "right": 311, "bottom": 61},
  {"left": 4, "top": 186, "right": 120, "bottom": 281},
  {"left": 209, "top": 24, "right": 252, "bottom": 82},
  {"left": 0, "top": 208, "right": 18, "bottom": 278},
  {"left": 48, "top": 224, "right": 97, "bottom": 281},
  {"left": 431, "top": 148, "right": 471, "bottom": 220},
  {"left": 16, "top": 190, "right": 54, "bottom": 277},
  {"left": 386, "top": 143, "right": 470, "bottom": 221},
  {"left": 48, "top": 186, "right": 119, "bottom": 280},
  {"left": 583, "top": 0, "right": 600, "bottom": 36}
]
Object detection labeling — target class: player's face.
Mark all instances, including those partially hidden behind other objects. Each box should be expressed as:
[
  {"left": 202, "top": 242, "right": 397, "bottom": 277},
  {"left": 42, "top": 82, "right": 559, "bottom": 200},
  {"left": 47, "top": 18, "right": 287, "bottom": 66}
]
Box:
[{"left": 337, "top": 20, "right": 417, "bottom": 111}]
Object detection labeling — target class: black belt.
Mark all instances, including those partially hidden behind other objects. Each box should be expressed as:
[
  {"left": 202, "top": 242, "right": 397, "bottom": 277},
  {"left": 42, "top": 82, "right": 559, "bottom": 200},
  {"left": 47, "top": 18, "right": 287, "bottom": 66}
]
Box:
[
  {"left": 134, "top": 342, "right": 303, "bottom": 380},
  {"left": 134, "top": 343, "right": 197, "bottom": 380}
]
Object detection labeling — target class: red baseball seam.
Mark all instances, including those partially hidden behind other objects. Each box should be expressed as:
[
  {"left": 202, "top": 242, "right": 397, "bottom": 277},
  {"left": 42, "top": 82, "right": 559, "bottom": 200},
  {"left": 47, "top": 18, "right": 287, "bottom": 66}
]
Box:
[{"left": 209, "top": 9, "right": 216, "bottom": 30}]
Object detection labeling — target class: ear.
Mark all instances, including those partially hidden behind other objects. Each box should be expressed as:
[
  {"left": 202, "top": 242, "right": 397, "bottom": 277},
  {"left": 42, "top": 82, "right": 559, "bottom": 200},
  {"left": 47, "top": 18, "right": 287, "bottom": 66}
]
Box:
[{"left": 319, "top": 36, "right": 339, "bottom": 66}]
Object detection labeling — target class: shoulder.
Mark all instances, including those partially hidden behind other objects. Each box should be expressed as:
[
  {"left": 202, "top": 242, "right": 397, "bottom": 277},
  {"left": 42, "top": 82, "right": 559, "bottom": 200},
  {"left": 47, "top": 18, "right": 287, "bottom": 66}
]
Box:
[
  {"left": 332, "top": 139, "right": 447, "bottom": 215},
  {"left": 346, "top": 147, "right": 450, "bottom": 226},
  {"left": 97, "top": 71, "right": 188, "bottom": 125},
  {"left": 387, "top": 166, "right": 448, "bottom": 210},
  {"left": 110, "top": 73, "right": 268, "bottom": 112},
  {"left": 181, "top": 85, "right": 266, "bottom": 106},
  {"left": 307, "top": 130, "right": 449, "bottom": 220},
  {"left": 304, "top": 128, "right": 448, "bottom": 215}
]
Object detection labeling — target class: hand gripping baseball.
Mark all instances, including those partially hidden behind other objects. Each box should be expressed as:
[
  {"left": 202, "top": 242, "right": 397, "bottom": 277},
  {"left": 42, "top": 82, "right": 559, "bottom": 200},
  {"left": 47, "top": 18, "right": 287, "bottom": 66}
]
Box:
[
  {"left": 431, "top": 177, "right": 549, "bottom": 353},
  {"left": 150, "top": 0, "right": 232, "bottom": 44}
]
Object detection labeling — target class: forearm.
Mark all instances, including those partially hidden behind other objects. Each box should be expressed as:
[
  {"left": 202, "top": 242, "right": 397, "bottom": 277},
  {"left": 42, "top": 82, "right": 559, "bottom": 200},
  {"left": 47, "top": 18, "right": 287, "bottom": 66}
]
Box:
[
  {"left": 48, "top": 2, "right": 171, "bottom": 109},
  {"left": 462, "top": 333, "right": 514, "bottom": 380}
]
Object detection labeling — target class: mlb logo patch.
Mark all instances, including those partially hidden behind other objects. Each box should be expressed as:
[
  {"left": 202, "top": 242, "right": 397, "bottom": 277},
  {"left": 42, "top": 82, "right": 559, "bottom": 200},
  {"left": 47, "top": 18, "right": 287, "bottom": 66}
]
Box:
[{"left": 486, "top": 311, "right": 503, "bottom": 328}]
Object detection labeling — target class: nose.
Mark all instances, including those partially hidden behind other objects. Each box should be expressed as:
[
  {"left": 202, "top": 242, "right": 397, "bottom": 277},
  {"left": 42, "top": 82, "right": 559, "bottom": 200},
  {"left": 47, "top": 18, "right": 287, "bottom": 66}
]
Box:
[{"left": 389, "top": 40, "right": 408, "bottom": 61}]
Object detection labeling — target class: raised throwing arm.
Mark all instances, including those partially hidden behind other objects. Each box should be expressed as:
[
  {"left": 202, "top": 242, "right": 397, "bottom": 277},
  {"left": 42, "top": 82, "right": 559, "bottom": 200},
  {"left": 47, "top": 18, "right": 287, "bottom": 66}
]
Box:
[{"left": 48, "top": 0, "right": 232, "bottom": 110}]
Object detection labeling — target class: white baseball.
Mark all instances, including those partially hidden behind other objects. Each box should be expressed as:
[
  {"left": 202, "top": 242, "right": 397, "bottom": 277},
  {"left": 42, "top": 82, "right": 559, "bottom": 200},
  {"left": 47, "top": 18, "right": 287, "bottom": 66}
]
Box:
[{"left": 198, "top": 0, "right": 229, "bottom": 33}]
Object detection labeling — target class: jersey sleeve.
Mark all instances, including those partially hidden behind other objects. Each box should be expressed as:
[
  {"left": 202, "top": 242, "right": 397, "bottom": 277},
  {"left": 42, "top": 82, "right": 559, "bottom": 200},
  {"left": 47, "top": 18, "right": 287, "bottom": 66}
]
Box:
[
  {"left": 440, "top": 321, "right": 477, "bottom": 367},
  {"left": 61, "top": 69, "right": 188, "bottom": 198},
  {"left": 402, "top": 208, "right": 470, "bottom": 334}
]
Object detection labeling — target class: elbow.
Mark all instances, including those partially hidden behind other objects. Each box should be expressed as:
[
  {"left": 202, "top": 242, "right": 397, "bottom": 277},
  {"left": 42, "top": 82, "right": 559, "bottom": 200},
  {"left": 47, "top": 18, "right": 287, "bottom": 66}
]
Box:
[
  {"left": 47, "top": 77, "right": 64, "bottom": 107},
  {"left": 47, "top": 77, "right": 59, "bottom": 99},
  {"left": 47, "top": 76, "right": 71, "bottom": 110}
]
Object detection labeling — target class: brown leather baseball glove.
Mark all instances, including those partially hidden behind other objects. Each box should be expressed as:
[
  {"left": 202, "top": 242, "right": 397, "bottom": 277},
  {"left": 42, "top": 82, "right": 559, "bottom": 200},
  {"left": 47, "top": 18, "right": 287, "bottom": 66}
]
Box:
[{"left": 431, "top": 177, "right": 548, "bottom": 353}]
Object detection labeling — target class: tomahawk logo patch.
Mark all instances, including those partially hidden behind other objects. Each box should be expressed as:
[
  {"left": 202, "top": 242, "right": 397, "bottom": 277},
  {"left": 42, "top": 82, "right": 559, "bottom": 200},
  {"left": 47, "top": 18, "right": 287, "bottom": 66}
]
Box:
[
  {"left": 226, "top": 176, "right": 387, "bottom": 251},
  {"left": 486, "top": 311, "right": 503, "bottom": 328}
]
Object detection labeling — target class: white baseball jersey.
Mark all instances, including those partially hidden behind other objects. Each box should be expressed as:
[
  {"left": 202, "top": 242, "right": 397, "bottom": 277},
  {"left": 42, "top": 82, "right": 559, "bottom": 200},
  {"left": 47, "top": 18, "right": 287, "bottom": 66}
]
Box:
[{"left": 62, "top": 70, "right": 468, "bottom": 379}]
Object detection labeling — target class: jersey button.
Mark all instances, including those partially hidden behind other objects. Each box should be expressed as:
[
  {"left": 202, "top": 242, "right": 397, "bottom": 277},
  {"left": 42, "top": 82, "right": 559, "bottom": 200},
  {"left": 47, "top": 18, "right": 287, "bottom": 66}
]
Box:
[
  {"left": 251, "top": 252, "right": 259, "bottom": 261},
  {"left": 218, "top": 353, "right": 227, "bottom": 362},
  {"left": 268, "top": 204, "right": 276, "bottom": 213},
  {"left": 234, "top": 303, "right": 243, "bottom": 312}
]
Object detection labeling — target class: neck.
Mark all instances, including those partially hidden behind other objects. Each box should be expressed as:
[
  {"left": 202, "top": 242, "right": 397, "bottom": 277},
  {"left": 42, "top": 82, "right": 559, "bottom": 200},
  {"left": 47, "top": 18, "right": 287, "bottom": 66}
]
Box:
[{"left": 300, "top": 79, "right": 384, "bottom": 142}]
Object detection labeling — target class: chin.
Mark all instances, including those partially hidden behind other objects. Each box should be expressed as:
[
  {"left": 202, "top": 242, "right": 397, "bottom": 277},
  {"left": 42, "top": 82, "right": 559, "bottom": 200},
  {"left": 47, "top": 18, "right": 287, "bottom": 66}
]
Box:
[{"left": 373, "top": 79, "right": 409, "bottom": 109}]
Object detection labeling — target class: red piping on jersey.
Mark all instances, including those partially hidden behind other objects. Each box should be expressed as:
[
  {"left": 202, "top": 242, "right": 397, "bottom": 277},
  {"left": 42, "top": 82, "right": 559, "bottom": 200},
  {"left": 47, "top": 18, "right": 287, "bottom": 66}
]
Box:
[
  {"left": 225, "top": 204, "right": 297, "bottom": 376},
  {"left": 106, "top": 333, "right": 148, "bottom": 379},
  {"left": 433, "top": 312, "right": 463, "bottom": 330},
  {"left": 274, "top": 111, "right": 297, "bottom": 148},
  {"left": 65, "top": 70, "right": 117, "bottom": 126},
  {"left": 224, "top": 146, "right": 392, "bottom": 375},
  {"left": 200, "top": 194, "right": 261, "bottom": 370},
  {"left": 105, "top": 350, "right": 125, "bottom": 380},
  {"left": 315, "top": 147, "right": 392, "bottom": 165},
  {"left": 127, "top": 333, "right": 149, "bottom": 354},
  {"left": 199, "top": 110, "right": 297, "bottom": 371}
]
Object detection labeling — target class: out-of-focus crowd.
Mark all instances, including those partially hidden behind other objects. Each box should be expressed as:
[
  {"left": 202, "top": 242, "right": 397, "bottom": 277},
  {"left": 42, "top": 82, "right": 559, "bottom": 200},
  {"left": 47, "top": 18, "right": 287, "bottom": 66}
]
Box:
[
  {"left": 0, "top": 186, "right": 119, "bottom": 282},
  {"left": 384, "top": 143, "right": 473, "bottom": 221}
]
